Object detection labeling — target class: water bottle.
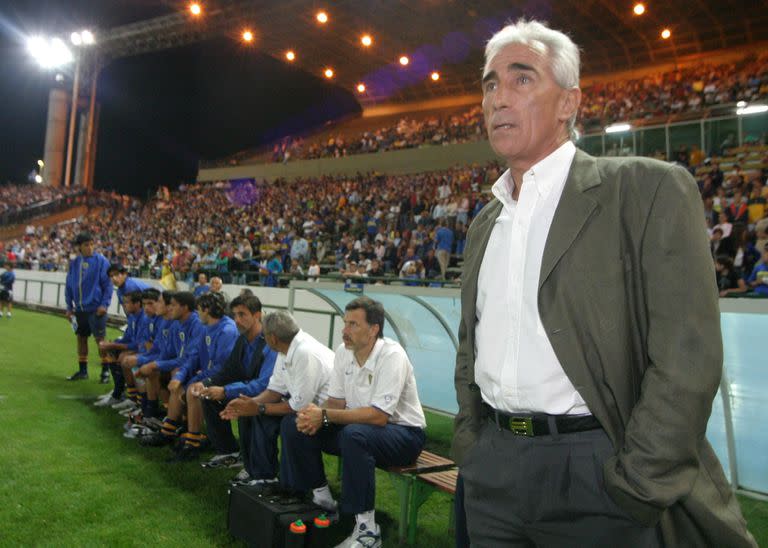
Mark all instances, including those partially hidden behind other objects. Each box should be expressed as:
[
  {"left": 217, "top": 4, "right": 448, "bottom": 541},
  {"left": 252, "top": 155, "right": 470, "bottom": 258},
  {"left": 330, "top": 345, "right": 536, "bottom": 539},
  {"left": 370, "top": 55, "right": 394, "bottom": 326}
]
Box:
[
  {"left": 70, "top": 315, "right": 78, "bottom": 333},
  {"left": 131, "top": 365, "right": 146, "bottom": 388},
  {"left": 285, "top": 519, "right": 307, "bottom": 548}
]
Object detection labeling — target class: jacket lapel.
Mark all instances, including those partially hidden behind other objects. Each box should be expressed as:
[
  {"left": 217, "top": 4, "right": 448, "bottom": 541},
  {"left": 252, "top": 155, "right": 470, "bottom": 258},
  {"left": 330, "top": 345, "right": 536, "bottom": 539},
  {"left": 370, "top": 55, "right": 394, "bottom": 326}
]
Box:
[{"left": 539, "top": 150, "right": 601, "bottom": 289}]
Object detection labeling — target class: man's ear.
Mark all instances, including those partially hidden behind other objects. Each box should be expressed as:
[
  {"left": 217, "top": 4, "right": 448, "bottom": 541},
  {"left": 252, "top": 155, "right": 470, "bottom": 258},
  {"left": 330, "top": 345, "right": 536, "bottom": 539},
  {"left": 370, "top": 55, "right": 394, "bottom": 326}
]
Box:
[{"left": 558, "top": 87, "right": 582, "bottom": 124}]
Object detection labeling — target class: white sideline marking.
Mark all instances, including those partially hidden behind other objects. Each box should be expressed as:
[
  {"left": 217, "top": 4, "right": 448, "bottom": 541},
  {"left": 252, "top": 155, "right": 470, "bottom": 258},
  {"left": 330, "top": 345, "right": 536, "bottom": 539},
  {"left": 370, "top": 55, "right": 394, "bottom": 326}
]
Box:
[{"left": 56, "top": 394, "right": 94, "bottom": 400}]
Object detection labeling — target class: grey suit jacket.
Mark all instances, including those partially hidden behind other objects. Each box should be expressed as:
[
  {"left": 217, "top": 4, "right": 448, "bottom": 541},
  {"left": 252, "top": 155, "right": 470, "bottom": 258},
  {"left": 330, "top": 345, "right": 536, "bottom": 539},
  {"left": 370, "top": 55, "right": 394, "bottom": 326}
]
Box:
[{"left": 453, "top": 149, "right": 755, "bottom": 547}]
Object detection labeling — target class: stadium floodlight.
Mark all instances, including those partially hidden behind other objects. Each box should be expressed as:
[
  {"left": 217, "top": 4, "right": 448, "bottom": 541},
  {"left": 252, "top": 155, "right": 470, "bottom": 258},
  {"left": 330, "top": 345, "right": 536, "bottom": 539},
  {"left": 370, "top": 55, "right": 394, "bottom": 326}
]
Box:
[
  {"left": 605, "top": 123, "right": 632, "bottom": 134},
  {"left": 661, "top": 28, "right": 671, "bottom": 39},
  {"left": 28, "top": 36, "right": 74, "bottom": 69},
  {"left": 71, "top": 30, "right": 95, "bottom": 47},
  {"left": 361, "top": 34, "right": 372, "bottom": 47},
  {"left": 285, "top": 50, "right": 296, "bottom": 61},
  {"left": 190, "top": 3, "right": 202, "bottom": 16},
  {"left": 316, "top": 11, "right": 328, "bottom": 24},
  {"left": 633, "top": 3, "right": 645, "bottom": 15},
  {"left": 34, "top": 174, "right": 43, "bottom": 184},
  {"left": 356, "top": 83, "right": 366, "bottom": 93},
  {"left": 37, "top": 160, "right": 44, "bottom": 167},
  {"left": 736, "top": 104, "right": 768, "bottom": 116},
  {"left": 324, "top": 67, "right": 334, "bottom": 78},
  {"left": 431, "top": 71, "right": 440, "bottom": 81},
  {"left": 242, "top": 30, "right": 254, "bottom": 43},
  {"left": 399, "top": 55, "right": 409, "bottom": 66}
]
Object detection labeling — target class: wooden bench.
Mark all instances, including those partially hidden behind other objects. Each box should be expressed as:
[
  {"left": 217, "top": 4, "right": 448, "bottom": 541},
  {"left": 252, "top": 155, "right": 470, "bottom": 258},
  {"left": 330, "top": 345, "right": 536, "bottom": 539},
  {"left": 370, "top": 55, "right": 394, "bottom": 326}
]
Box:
[{"left": 335, "top": 450, "right": 456, "bottom": 544}]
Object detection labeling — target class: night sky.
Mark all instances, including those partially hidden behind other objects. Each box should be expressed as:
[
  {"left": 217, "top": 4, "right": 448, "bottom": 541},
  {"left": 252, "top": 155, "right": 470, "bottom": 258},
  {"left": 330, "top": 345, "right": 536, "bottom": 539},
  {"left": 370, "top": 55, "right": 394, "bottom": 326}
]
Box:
[{"left": 0, "top": 0, "right": 359, "bottom": 196}]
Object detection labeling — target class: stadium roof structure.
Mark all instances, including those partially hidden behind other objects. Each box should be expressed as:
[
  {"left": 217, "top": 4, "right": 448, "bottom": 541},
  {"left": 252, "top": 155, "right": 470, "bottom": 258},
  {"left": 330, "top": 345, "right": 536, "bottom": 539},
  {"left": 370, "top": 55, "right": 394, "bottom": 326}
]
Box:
[{"left": 97, "top": 0, "right": 768, "bottom": 109}]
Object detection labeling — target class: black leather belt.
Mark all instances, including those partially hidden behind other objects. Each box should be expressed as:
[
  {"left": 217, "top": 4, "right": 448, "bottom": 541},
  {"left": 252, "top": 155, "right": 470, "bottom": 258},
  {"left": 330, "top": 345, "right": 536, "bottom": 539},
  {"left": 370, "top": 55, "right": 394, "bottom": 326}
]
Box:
[{"left": 484, "top": 403, "right": 602, "bottom": 437}]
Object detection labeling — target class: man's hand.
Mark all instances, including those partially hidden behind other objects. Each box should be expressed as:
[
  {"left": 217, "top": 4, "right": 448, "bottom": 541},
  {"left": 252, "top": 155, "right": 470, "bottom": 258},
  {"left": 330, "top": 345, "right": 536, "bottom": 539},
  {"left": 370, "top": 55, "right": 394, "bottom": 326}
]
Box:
[
  {"left": 220, "top": 395, "right": 259, "bottom": 420},
  {"left": 296, "top": 403, "right": 323, "bottom": 436},
  {"left": 188, "top": 382, "right": 206, "bottom": 398},
  {"left": 65, "top": 310, "right": 73, "bottom": 321},
  {"left": 96, "top": 306, "right": 107, "bottom": 317},
  {"left": 201, "top": 386, "right": 226, "bottom": 401},
  {"left": 168, "top": 379, "right": 182, "bottom": 394}
]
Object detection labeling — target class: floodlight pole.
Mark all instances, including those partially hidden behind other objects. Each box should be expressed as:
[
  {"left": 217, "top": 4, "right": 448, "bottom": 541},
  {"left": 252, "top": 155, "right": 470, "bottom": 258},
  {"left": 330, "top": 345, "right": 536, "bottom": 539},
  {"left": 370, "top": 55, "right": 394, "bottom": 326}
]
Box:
[
  {"left": 63, "top": 57, "right": 81, "bottom": 188},
  {"left": 82, "top": 59, "right": 99, "bottom": 190}
]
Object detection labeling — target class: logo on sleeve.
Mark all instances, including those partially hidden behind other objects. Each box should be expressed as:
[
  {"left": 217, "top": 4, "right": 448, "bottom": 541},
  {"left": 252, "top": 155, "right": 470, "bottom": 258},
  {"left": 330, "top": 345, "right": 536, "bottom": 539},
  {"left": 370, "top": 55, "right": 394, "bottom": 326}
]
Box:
[
  {"left": 179, "top": 332, "right": 185, "bottom": 341},
  {"left": 384, "top": 395, "right": 393, "bottom": 403},
  {"left": 205, "top": 335, "right": 212, "bottom": 346}
]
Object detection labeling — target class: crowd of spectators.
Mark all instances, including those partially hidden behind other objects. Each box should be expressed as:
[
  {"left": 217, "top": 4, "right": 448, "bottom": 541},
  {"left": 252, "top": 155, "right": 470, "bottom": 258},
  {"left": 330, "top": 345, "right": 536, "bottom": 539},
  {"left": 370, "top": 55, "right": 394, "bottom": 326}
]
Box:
[
  {"left": 270, "top": 106, "right": 485, "bottom": 163},
  {"left": 0, "top": 183, "right": 83, "bottom": 223},
  {"left": 251, "top": 53, "right": 768, "bottom": 164},
  {"left": 579, "top": 53, "right": 768, "bottom": 131},
  {"left": 2, "top": 162, "right": 501, "bottom": 285}
]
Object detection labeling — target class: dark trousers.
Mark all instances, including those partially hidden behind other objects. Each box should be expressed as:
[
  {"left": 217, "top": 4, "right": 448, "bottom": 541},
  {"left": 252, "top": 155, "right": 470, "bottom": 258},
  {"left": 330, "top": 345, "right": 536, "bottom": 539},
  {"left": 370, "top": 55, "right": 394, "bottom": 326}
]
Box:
[
  {"left": 240, "top": 414, "right": 281, "bottom": 480},
  {"left": 201, "top": 399, "right": 239, "bottom": 454},
  {"left": 461, "top": 421, "right": 663, "bottom": 548},
  {"left": 280, "top": 416, "right": 425, "bottom": 515}
]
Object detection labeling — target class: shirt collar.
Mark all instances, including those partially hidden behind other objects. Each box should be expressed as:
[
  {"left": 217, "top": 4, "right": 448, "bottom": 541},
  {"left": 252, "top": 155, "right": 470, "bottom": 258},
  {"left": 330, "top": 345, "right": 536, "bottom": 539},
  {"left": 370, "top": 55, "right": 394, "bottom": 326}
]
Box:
[
  {"left": 359, "top": 338, "right": 385, "bottom": 371},
  {"left": 491, "top": 141, "right": 577, "bottom": 207}
]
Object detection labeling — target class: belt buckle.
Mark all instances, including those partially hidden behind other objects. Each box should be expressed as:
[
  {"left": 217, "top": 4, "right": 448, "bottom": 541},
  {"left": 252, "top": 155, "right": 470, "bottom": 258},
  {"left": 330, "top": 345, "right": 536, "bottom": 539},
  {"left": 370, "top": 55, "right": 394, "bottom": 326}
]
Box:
[{"left": 508, "top": 416, "right": 533, "bottom": 436}]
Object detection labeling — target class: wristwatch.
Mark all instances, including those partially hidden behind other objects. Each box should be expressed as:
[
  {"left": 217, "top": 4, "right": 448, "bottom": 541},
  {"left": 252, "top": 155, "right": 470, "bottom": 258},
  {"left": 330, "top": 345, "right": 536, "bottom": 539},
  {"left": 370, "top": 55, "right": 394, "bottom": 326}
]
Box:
[
  {"left": 258, "top": 403, "right": 267, "bottom": 416},
  {"left": 322, "top": 409, "right": 330, "bottom": 429}
]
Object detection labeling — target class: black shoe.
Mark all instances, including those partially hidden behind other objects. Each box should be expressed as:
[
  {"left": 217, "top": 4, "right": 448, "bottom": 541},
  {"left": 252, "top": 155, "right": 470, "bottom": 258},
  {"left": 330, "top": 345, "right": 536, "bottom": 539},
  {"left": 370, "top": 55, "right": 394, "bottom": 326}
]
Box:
[
  {"left": 99, "top": 371, "right": 111, "bottom": 384},
  {"left": 67, "top": 370, "right": 88, "bottom": 381},
  {"left": 139, "top": 432, "right": 174, "bottom": 447},
  {"left": 167, "top": 444, "right": 201, "bottom": 463}
]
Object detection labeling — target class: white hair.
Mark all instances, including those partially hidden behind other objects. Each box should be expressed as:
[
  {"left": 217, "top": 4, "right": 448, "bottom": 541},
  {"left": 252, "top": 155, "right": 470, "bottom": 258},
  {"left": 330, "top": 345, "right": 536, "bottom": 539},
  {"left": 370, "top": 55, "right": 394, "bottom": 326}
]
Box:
[{"left": 484, "top": 19, "right": 581, "bottom": 141}]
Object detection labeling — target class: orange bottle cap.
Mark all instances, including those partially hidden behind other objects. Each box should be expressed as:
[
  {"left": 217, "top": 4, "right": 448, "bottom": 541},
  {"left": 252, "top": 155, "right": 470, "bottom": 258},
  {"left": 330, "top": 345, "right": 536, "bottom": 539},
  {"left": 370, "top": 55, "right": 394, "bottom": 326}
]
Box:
[
  {"left": 314, "top": 514, "right": 331, "bottom": 528},
  {"left": 290, "top": 520, "right": 307, "bottom": 534}
]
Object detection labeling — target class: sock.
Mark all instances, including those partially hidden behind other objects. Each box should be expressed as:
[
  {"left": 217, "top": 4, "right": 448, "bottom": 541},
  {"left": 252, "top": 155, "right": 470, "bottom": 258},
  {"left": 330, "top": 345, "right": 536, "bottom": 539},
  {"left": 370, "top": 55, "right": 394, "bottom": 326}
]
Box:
[
  {"left": 78, "top": 360, "right": 88, "bottom": 374},
  {"left": 110, "top": 364, "right": 124, "bottom": 398},
  {"left": 145, "top": 398, "right": 159, "bottom": 418},
  {"left": 126, "top": 386, "right": 138, "bottom": 403},
  {"left": 180, "top": 431, "right": 206, "bottom": 448},
  {"left": 355, "top": 510, "right": 376, "bottom": 533},
  {"left": 160, "top": 417, "right": 181, "bottom": 438},
  {"left": 312, "top": 485, "right": 337, "bottom": 510}
]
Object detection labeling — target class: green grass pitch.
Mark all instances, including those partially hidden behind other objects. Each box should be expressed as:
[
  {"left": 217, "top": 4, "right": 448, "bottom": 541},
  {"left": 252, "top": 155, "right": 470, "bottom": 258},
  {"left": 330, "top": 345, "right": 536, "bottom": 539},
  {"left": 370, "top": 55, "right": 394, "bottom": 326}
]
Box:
[{"left": 0, "top": 308, "right": 764, "bottom": 546}]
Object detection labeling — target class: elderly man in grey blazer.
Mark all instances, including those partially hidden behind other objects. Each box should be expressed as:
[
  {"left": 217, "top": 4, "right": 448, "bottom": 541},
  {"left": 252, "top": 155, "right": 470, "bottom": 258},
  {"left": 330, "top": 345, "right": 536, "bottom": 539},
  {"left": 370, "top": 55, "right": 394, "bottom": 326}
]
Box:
[{"left": 454, "top": 19, "right": 755, "bottom": 547}]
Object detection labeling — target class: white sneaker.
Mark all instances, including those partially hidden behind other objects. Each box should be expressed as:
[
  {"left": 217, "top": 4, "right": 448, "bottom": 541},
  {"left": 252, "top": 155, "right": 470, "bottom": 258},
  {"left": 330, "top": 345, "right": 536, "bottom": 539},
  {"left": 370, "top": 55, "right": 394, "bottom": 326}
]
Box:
[
  {"left": 312, "top": 494, "right": 339, "bottom": 513},
  {"left": 112, "top": 399, "right": 137, "bottom": 411},
  {"left": 94, "top": 396, "right": 122, "bottom": 407},
  {"left": 93, "top": 393, "right": 112, "bottom": 405},
  {"left": 244, "top": 477, "right": 278, "bottom": 487},
  {"left": 201, "top": 452, "right": 242, "bottom": 469},
  {"left": 335, "top": 523, "right": 382, "bottom": 548},
  {"left": 123, "top": 425, "right": 153, "bottom": 439}
]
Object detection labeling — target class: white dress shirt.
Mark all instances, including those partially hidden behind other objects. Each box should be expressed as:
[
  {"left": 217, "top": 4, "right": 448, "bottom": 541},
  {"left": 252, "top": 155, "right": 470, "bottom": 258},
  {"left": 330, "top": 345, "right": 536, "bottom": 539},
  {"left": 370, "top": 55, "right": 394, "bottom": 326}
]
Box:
[
  {"left": 267, "top": 330, "right": 335, "bottom": 411},
  {"left": 329, "top": 338, "right": 426, "bottom": 428},
  {"left": 474, "top": 141, "right": 591, "bottom": 416}
]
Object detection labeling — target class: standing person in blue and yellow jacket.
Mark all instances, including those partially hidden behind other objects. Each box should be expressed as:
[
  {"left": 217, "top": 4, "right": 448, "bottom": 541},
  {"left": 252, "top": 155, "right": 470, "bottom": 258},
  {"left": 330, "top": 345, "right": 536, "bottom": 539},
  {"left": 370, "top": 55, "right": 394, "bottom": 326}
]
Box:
[{"left": 64, "top": 232, "right": 113, "bottom": 383}]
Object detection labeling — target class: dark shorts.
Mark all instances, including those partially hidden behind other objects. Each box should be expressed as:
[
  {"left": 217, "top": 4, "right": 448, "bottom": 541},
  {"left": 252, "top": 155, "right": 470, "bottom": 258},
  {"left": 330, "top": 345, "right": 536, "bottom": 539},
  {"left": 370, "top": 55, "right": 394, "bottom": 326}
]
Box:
[
  {"left": 0, "top": 289, "right": 11, "bottom": 302},
  {"left": 74, "top": 310, "right": 107, "bottom": 339}
]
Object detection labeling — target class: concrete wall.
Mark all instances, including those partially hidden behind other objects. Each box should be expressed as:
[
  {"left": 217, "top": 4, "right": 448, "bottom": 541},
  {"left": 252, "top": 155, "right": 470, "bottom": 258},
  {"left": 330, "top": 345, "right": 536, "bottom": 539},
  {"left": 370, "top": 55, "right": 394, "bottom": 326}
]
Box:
[{"left": 197, "top": 139, "right": 500, "bottom": 183}]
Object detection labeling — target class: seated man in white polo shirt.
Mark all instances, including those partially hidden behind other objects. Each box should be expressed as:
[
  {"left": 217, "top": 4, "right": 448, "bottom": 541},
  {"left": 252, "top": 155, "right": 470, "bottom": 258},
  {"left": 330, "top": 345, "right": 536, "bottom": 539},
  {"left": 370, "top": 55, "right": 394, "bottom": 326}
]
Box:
[
  {"left": 219, "top": 309, "right": 334, "bottom": 484},
  {"left": 281, "top": 296, "right": 426, "bottom": 548}
]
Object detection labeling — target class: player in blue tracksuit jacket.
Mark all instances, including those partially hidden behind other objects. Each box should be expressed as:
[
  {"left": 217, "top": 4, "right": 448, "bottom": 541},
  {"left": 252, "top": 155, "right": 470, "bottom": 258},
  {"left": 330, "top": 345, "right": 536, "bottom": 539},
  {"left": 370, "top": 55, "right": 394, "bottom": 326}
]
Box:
[
  {"left": 120, "top": 289, "right": 170, "bottom": 415},
  {"left": 155, "top": 292, "right": 239, "bottom": 460},
  {"left": 108, "top": 264, "right": 151, "bottom": 309},
  {"left": 64, "top": 232, "right": 114, "bottom": 382},
  {"left": 0, "top": 262, "right": 15, "bottom": 318},
  {"left": 136, "top": 292, "right": 203, "bottom": 425},
  {"left": 97, "top": 291, "right": 146, "bottom": 404}
]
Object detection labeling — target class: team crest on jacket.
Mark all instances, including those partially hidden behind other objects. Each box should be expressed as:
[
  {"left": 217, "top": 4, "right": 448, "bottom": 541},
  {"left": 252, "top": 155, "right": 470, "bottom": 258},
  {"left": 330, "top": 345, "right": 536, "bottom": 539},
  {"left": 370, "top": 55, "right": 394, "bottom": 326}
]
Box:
[
  {"left": 180, "top": 332, "right": 185, "bottom": 341},
  {"left": 206, "top": 335, "right": 212, "bottom": 346},
  {"left": 82, "top": 263, "right": 89, "bottom": 269}
]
